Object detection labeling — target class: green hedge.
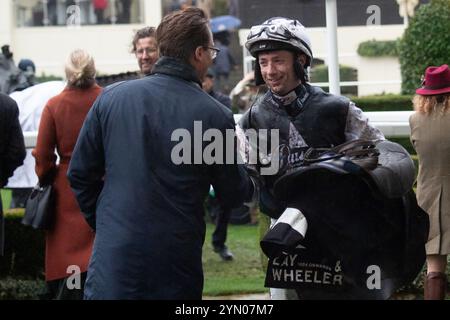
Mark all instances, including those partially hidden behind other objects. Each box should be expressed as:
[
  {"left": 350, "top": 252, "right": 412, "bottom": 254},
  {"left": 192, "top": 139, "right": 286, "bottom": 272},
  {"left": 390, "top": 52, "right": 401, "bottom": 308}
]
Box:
[
  {"left": 35, "top": 73, "right": 63, "bottom": 83},
  {"left": 0, "top": 210, "right": 45, "bottom": 279},
  {"left": 310, "top": 64, "right": 357, "bottom": 82},
  {"left": 357, "top": 40, "right": 399, "bottom": 57},
  {"left": 1, "top": 189, "right": 11, "bottom": 211},
  {"left": 351, "top": 94, "right": 413, "bottom": 112},
  {"left": 399, "top": 0, "right": 450, "bottom": 94},
  {"left": 310, "top": 64, "right": 358, "bottom": 96},
  {"left": 389, "top": 137, "right": 415, "bottom": 156},
  {"left": 0, "top": 277, "right": 46, "bottom": 300}
]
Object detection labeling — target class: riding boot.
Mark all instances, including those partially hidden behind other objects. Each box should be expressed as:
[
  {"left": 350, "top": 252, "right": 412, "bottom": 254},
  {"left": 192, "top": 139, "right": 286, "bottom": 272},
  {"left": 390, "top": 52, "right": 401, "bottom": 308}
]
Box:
[{"left": 424, "top": 272, "right": 447, "bottom": 300}]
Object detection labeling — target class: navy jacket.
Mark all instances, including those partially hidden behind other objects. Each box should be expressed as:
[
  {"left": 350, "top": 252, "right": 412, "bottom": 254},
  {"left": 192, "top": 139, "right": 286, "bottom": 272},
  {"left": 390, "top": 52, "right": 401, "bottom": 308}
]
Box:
[
  {"left": 68, "top": 57, "right": 252, "bottom": 299},
  {"left": 209, "top": 90, "right": 231, "bottom": 109}
]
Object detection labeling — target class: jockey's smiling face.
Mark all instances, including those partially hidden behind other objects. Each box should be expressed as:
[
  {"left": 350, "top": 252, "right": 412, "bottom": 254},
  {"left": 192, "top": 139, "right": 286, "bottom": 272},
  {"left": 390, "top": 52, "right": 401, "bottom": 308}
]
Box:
[{"left": 258, "top": 50, "right": 304, "bottom": 96}]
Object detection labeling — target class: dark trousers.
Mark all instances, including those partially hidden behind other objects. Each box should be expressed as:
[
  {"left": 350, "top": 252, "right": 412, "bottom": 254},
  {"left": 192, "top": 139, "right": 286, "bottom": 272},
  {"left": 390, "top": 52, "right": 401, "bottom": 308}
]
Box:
[
  {"left": 94, "top": 9, "right": 105, "bottom": 24},
  {"left": 0, "top": 197, "right": 3, "bottom": 256},
  {"left": 43, "top": 272, "right": 87, "bottom": 300},
  {"left": 208, "top": 196, "right": 232, "bottom": 249},
  {"left": 215, "top": 72, "right": 231, "bottom": 93},
  {"left": 10, "top": 188, "right": 32, "bottom": 208},
  {"left": 120, "top": 0, "right": 131, "bottom": 23}
]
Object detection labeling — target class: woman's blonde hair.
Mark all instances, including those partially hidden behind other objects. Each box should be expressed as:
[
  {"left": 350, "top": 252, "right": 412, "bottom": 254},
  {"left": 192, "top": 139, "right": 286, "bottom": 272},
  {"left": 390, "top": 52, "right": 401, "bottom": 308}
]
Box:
[
  {"left": 412, "top": 94, "right": 450, "bottom": 116},
  {"left": 65, "top": 49, "right": 96, "bottom": 88}
]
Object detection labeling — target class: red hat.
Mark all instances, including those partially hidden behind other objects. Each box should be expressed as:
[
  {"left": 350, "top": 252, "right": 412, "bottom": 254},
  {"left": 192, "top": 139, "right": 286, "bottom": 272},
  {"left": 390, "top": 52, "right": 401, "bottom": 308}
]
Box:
[{"left": 416, "top": 64, "right": 450, "bottom": 95}]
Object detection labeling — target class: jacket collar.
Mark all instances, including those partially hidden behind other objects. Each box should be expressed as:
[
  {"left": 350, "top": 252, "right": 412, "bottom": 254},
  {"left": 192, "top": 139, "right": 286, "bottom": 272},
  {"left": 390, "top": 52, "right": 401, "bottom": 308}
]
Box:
[
  {"left": 270, "top": 84, "right": 308, "bottom": 106},
  {"left": 152, "top": 56, "right": 202, "bottom": 87}
]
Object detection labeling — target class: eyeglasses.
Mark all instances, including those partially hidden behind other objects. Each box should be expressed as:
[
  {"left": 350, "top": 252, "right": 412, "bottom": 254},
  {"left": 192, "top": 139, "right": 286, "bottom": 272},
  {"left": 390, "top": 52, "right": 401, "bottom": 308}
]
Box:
[
  {"left": 204, "top": 46, "right": 221, "bottom": 59},
  {"left": 136, "top": 47, "right": 157, "bottom": 56}
]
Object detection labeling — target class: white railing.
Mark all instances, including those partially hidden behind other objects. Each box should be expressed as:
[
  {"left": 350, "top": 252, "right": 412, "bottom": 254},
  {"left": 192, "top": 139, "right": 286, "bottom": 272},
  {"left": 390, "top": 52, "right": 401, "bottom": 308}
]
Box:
[
  {"left": 23, "top": 131, "right": 39, "bottom": 149},
  {"left": 310, "top": 80, "right": 402, "bottom": 87},
  {"left": 23, "top": 111, "right": 412, "bottom": 149},
  {"left": 362, "top": 111, "right": 413, "bottom": 137},
  {"left": 233, "top": 111, "right": 413, "bottom": 138}
]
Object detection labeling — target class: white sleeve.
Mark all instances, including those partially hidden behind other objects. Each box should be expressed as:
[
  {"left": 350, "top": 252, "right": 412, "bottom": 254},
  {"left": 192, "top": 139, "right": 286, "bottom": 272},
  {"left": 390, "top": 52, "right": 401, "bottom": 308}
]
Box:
[
  {"left": 229, "top": 80, "right": 247, "bottom": 100},
  {"left": 345, "top": 102, "right": 385, "bottom": 141},
  {"left": 235, "top": 123, "right": 250, "bottom": 164},
  {"left": 235, "top": 123, "right": 260, "bottom": 205}
]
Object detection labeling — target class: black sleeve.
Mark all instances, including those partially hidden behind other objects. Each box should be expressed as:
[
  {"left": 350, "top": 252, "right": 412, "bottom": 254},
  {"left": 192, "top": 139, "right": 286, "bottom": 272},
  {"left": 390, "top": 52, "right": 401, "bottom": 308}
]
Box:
[{"left": 0, "top": 97, "right": 26, "bottom": 187}]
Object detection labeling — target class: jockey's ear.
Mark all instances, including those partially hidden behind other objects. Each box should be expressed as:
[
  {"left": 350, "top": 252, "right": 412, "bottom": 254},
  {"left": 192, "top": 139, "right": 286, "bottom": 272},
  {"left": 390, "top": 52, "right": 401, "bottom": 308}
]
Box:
[{"left": 297, "top": 54, "right": 307, "bottom": 68}]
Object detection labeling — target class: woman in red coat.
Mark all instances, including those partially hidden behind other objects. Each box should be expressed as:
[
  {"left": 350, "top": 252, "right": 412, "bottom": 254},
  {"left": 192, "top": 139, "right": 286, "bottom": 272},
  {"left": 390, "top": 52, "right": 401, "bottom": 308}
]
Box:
[{"left": 33, "top": 49, "right": 102, "bottom": 299}]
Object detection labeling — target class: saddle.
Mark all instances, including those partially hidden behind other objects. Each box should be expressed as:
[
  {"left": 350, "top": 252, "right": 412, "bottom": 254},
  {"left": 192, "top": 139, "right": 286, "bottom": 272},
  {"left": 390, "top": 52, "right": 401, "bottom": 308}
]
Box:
[
  {"left": 275, "top": 139, "right": 416, "bottom": 201},
  {"left": 261, "top": 139, "right": 429, "bottom": 299}
]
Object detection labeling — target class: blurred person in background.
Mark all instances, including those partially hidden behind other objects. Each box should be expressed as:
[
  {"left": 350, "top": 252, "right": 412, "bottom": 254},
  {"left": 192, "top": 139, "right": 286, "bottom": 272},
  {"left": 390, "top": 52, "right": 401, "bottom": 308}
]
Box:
[
  {"left": 409, "top": 64, "right": 450, "bottom": 300},
  {"left": 92, "top": 0, "right": 108, "bottom": 24},
  {"left": 0, "top": 45, "right": 29, "bottom": 94},
  {"left": 197, "top": 0, "right": 213, "bottom": 19},
  {"left": 181, "top": 0, "right": 196, "bottom": 10},
  {"left": 228, "top": 0, "right": 239, "bottom": 17},
  {"left": 18, "top": 59, "right": 37, "bottom": 88},
  {"left": 212, "top": 32, "right": 236, "bottom": 93},
  {"left": 119, "top": 0, "right": 132, "bottom": 23},
  {"left": 0, "top": 93, "right": 26, "bottom": 256},
  {"left": 7, "top": 58, "right": 41, "bottom": 209},
  {"left": 33, "top": 49, "right": 102, "bottom": 299},
  {"left": 7, "top": 79, "right": 66, "bottom": 209},
  {"left": 229, "top": 71, "right": 266, "bottom": 114},
  {"left": 202, "top": 67, "right": 231, "bottom": 108},
  {"left": 131, "top": 27, "right": 158, "bottom": 77}
]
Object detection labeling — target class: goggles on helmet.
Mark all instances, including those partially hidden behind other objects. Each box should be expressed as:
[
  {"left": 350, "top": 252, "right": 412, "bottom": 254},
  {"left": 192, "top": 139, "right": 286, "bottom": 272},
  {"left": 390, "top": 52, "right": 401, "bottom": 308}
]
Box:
[
  {"left": 246, "top": 17, "right": 313, "bottom": 64},
  {"left": 248, "top": 23, "right": 298, "bottom": 42}
]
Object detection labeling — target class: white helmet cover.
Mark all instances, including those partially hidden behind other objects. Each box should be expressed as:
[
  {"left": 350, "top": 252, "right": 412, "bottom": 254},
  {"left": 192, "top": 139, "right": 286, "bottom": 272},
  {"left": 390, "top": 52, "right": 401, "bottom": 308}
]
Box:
[{"left": 246, "top": 17, "right": 313, "bottom": 67}]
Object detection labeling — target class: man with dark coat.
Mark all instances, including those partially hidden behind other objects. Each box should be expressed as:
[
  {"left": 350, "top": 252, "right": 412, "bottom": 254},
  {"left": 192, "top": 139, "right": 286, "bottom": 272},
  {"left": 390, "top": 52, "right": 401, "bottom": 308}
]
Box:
[
  {"left": 0, "top": 93, "right": 26, "bottom": 255},
  {"left": 68, "top": 8, "right": 254, "bottom": 299}
]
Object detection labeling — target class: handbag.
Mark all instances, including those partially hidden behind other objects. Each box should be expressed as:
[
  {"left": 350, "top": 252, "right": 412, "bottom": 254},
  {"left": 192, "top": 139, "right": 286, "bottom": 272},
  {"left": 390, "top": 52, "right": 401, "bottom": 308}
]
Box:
[{"left": 22, "top": 183, "right": 54, "bottom": 230}]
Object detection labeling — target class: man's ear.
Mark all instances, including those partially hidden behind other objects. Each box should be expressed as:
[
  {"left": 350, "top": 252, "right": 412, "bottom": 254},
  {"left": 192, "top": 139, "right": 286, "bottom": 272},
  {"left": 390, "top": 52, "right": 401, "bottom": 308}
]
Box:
[
  {"left": 297, "top": 54, "right": 307, "bottom": 67},
  {"left": 193, "top": 46, "right": 204, "bottom": 62}
]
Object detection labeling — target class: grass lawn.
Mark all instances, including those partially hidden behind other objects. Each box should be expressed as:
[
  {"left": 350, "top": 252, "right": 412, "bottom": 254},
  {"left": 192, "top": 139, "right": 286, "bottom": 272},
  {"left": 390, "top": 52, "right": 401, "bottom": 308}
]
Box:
[
  {"left": 1, "top": 189, "right": 12, "bottom": 211},
  {"left": 202, "top": 222, "right": 268, "bottom": 297},
  {"left": 1, "top": 190, "right": 267, "bottom": 297},
  {"left": 0, "top": 218, "right": 269, "bottom": 299}
]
